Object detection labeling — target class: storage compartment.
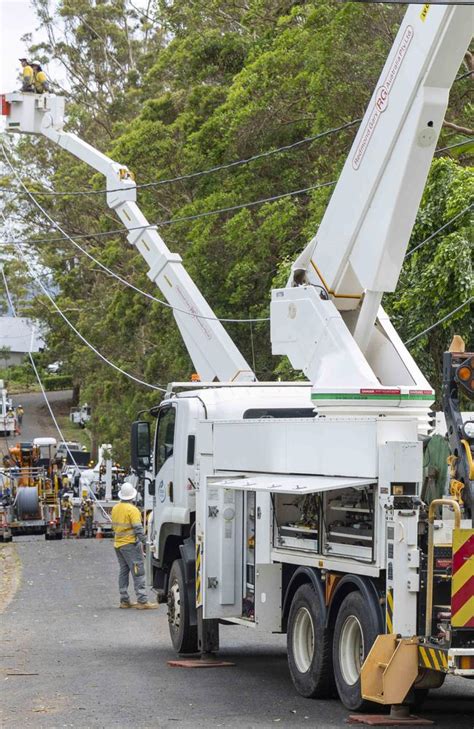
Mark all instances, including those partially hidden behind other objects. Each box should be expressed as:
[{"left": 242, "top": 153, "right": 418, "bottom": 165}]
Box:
[{"left": 272, "top": 484, "right": 375, "bottom": 562}]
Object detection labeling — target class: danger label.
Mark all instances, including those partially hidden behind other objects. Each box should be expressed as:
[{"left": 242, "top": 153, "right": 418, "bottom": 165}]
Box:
[{"left": 352, "top": 25, "right": 414, "bottom": 170}]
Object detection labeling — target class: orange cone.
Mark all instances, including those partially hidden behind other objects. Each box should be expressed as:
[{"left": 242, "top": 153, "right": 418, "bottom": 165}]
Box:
[{"left": 95, "top": 526, "right": 103, "bottom": 540}]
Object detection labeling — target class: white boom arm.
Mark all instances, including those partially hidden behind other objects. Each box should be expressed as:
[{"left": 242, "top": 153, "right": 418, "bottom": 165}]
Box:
[
  {"left": 2, "top": 93, "right": 255, "bottom": 384},
  {"left": 271, "top": 4, "right": 472, "bottom": 408}
]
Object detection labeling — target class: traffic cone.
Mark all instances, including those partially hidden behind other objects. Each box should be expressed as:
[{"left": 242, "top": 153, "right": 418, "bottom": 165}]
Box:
[{"left": 95, "top": 526, "right": 103, "bottom": 540}]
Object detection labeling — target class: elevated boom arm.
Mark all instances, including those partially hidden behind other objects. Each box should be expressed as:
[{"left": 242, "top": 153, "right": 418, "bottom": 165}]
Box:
[
  {"left": 271, "top": 4, "right": 472, "bottom": 407},
  {"left": 2, "top": 93, "right": 255, "bottom": 384}
]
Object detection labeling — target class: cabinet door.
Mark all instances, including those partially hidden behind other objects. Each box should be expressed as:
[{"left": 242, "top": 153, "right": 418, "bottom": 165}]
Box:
[
  {"left": 255, "top": 564, "right": 282, "bottom": 632},
  {"left": 203, "top": 485, "right": 243, "bottom": 619}
]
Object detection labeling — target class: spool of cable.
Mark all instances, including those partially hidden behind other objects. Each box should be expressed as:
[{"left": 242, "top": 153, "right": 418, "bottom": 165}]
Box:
[{"left": 16, "top": 486, "right": 40, "bottom": 519}]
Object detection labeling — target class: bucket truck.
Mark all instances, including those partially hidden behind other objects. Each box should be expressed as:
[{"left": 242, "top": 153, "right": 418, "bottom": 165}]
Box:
[{"left": 2, "top": 2, "right": 473, "bottom": 711}]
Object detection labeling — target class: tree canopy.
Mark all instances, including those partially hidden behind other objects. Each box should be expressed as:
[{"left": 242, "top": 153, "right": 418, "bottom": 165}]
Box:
[{"left": 0, "top": 0, "right": 472, "bottom": 459}]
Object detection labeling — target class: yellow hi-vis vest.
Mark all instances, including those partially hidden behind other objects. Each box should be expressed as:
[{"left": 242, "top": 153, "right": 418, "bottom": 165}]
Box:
[{"left": 111, "top": 501, "right": 141, "bottom": 548}]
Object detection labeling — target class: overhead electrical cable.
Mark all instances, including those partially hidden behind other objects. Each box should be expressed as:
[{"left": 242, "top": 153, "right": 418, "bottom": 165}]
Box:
[
  {"left": 404, "top": 297, "right": 473, "bottom": 345},
  {"left": 405, "top": 203, "right": 473, "bottom": 258},
  {"left": 0, "top": 261, "right": 112, "bottom": 521},
  {"left": 0, "top": 119, "right": 361, "bottom": 198},
  {"left": 12, "top": 243, "right": 167, "bottom": 393}
]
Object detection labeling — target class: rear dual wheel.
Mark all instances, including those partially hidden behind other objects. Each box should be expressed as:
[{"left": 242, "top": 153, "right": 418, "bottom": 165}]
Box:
[
  {"left": 287, "top": 584, "right": 334, "bottom": 698},
  {"left": 333, "top": 591, "right": 380, "bottom": 711},
  {"left": 287, "top": 584, "right": 381, "bottom": 711}
]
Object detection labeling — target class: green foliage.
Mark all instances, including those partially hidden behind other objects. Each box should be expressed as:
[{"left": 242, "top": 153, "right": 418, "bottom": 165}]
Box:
[
  {"left": 43, "top": 374, "right": 74, "bottom": 391},
  {"left": 1, "top": 1, "right": 472, "bottom": 460}
]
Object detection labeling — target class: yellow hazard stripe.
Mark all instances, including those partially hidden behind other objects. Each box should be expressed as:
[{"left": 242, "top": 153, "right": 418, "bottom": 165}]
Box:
[
  {"left": 452, "top": 557, "right": 473, "bottom": 595},
  {"left": 386, "top": 588, "right": 394, "bottom": 633},
  {"left": 195, "top": 540, "right": 202, "bottom": 607},
  {"left": 452, "top": 597, "right": 474, "bottom": 628},
  {"left": 419, "top": 646, "right": 448, "bottom": 672},
  {"left": 419, "top": 647, "right": 431, "bottom": 669}
]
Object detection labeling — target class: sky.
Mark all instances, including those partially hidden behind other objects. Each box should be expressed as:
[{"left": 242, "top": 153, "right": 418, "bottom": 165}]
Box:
[{"left": 0, "top": 0, "right": 55, "bottom": 93}]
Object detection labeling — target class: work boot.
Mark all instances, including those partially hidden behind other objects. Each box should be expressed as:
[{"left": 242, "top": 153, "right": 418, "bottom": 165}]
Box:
[
  {"left": 119, "top": 601, "right": 137, "bottom": 609},
  {"left": 135, "top": 602, "right": 159, "bottom": 610}
]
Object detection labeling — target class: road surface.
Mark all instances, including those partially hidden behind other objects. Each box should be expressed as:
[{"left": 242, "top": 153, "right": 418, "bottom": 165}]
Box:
[
  {"left": 0, "top": 537, "right": 473, "bottom": 729},
  {"left": 0, "top": 390, "right": 73, "bottom": 457}
]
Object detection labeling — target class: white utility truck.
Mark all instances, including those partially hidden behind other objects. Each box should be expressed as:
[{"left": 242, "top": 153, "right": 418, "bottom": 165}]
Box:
[
  {"left": 2, "top": 3, "right": 473, "bottom": 711},
  {"left": 0, "top": 379, "right": 16, "bottom": 437}
]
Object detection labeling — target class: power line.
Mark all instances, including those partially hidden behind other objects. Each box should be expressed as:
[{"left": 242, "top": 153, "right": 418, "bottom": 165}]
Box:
[
  {"left": 13, "top": 244, "right": 167, "bottom": 393},
  {"left": 0, "top": 119, "right": 361, "bottom": 198},
  {"left": 0, "top": 263, "right": 112, "bottom": 521},
  {"left": 435, "top": 137, "right": 474, "bottom": 155},
  {"left": 1, "top": 143, "right": 272, "bottom": 323},
  {"left": 405, "top": 203, "right": 473, "bottom": 258},
  {"left": 404, "top": 297, "right": 473, "bottom": 345}
]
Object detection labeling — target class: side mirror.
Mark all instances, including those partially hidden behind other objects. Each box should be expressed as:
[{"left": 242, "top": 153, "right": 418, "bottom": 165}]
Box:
[
  {"left": 131, "top": 420, "right": 151, "bottom": 473},
  {"left": 148, "top": 479, "right": 155, "bottom": 497}
]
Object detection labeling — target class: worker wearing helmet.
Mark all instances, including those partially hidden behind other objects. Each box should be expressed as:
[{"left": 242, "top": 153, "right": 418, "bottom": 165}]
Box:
[
  {"left": 61, "top": 494, "right": 73, "bottom": 538},
  {"left": 16, "top": 405, "right": 24, "bottom": 426},
  {"left": 19, "top": 58, "right": 34, "bottom": 92},
  {"left": 111, "top": 482, "right": 157, "bottom": 609},
  {"left": 31, "top": 61, "right": 49, "bottom": 94},
  {"left": 80, "top": 493, "right": 94, "bottom": 538}
]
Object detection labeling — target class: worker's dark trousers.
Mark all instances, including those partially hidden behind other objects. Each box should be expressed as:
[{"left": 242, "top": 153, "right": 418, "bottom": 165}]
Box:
[
  {"left": 115, "top": 543, "right": 148, "bottom": 604},
  {"left": 84, "top": 516, "right": 93, "bottom": 538}
]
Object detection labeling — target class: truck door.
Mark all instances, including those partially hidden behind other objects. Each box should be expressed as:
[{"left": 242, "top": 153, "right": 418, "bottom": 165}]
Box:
[{"left": 154, "top": 404, "right": 176, "bottom": 508}]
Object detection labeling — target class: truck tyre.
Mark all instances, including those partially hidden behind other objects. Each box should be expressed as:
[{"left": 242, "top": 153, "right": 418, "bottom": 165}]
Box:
[
  {"left": 287, "top": 583, "right": 334, "bottom": 698},
  {"left": 333, "top": 591, "right": 379, "bottom": 711},
  {"left": 168, "top": 558, "right": 198, "bottom": 654}
]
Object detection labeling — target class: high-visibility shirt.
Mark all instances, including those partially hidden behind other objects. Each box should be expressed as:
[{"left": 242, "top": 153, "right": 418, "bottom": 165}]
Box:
[
  {"left": 22, "top": 65, "right": 34, "bottom": 90},
  {"left": 34, "top": 70, "right": 48, "bottom": 93},
  {"left": 111, "top": 501, "right": 142, "bottom": 548}
]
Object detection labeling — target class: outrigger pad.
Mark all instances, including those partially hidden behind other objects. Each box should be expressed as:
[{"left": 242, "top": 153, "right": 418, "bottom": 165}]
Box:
[
  {"left": 167, "top": 659, "right": 235, "bottom": 668},
  {"left": 347, "top": 715, "right": 433, "bottom": 726}
]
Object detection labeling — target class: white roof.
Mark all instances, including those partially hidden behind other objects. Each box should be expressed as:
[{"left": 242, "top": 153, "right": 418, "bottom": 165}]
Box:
[{"left": 0, "top": 317, "right": 44, "bottom": 353}]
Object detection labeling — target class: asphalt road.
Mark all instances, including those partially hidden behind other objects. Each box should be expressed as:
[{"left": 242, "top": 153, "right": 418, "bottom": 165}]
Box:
[
  {"left": 0, "top": 390, "right": 73, "bottom": 457},
  {"left": 0, "top": 537, "right": 473, "bottom": 729}
]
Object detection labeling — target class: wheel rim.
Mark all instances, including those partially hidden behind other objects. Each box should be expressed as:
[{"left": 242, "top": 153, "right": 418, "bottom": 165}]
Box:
[
  {"left": 292, "top": 607, "right": 314, "bottom": 674},
  {"left": 339, "top": 615, "right": 364, "bottom": 686},
  {"left": 168, "top": 578, "right": 181, "bottom": 630}
]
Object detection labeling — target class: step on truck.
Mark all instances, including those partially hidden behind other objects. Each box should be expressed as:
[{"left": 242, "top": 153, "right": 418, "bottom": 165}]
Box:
[{"left": 3, "top": 1, "right": 473, "bottom": 710}]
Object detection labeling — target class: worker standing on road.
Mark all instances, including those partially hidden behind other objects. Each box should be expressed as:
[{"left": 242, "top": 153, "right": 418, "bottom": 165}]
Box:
[
  {"left": 31, "top": 62, "right": 49, "bottom": 93},
  {"left": 16, "top": 405, "right": 24, "bottom": 426},
  {"left": 80, "top": 493, "right": 94, "bottom": 538},
  {"left": 111, "top": 482, "right": 157, "bottom": 610},
  {"left": 61, "top": 494, "right": 73, "bottom": 538},
  {"left": 19, "top": 58, "right": 34, "bottom": 92}
]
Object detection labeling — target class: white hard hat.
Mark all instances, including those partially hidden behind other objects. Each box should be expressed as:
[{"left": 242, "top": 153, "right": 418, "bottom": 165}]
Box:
[{"left": 118, "top": 482, "right": 137, "bottom": 501}]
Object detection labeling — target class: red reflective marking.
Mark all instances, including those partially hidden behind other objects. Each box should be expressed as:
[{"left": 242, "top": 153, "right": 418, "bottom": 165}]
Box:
[
  {"left": 452, "top": 575, "right": 474, "bottom": 616},
  {"left": 453, "top": 534, "right": 474, "bottom": 574}
]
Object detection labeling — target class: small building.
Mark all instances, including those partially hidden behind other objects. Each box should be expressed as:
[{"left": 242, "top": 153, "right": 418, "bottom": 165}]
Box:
[{"left": 0, "top": 317, "right": 45, "bottom": 366}]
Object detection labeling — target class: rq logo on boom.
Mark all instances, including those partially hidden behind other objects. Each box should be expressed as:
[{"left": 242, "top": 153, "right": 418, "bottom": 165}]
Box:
[{"left": 158, "top": 480, "right": 166, "bottom": 503}]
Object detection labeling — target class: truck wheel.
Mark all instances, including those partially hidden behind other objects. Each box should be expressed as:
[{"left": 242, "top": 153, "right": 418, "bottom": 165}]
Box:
[
  {"left": 287, "top": 583, "right": 334, "bottom": 698},
  {"left": 168, "top": 559, "right": 198, "bottom": 654},
  {"left": 333, "top": 591, "right": 379, "bottom": 711}
]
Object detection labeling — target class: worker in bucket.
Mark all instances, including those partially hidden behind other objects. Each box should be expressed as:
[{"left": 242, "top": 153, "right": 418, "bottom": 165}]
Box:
[
  {"left": 80, "top": 492, "right": 94, "bottom": 538},
  {"left": 31, "top": 61, "right": 49, "bottom": 94},
  {"left": 111, "top": 482, "right": 158, "bottom": 610},
  {"left": 19, "top": 58, "right": 34, "bottom": 92}
]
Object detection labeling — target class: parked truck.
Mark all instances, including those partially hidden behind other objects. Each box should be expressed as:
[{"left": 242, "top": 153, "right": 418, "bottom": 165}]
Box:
[
  {"left": 0, "top": 437, "right": 62, "bottom": 541},
  {"left": 2, "top": 2, "right": 473, "bottom": 711}
]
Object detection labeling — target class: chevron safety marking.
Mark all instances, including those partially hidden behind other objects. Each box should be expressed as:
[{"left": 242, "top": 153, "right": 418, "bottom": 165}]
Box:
[
  {"left": 418, "top": 646, "right": 449, "bottom": 672},
  {"left": 195, "top": 540, "right": 202, "bottom": 608},
  {"left": 451, "top": 528, "right": 474, "bottom": 628},
  {"left": 386, "top": 587, "right": 394, "bottom": 633}
]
